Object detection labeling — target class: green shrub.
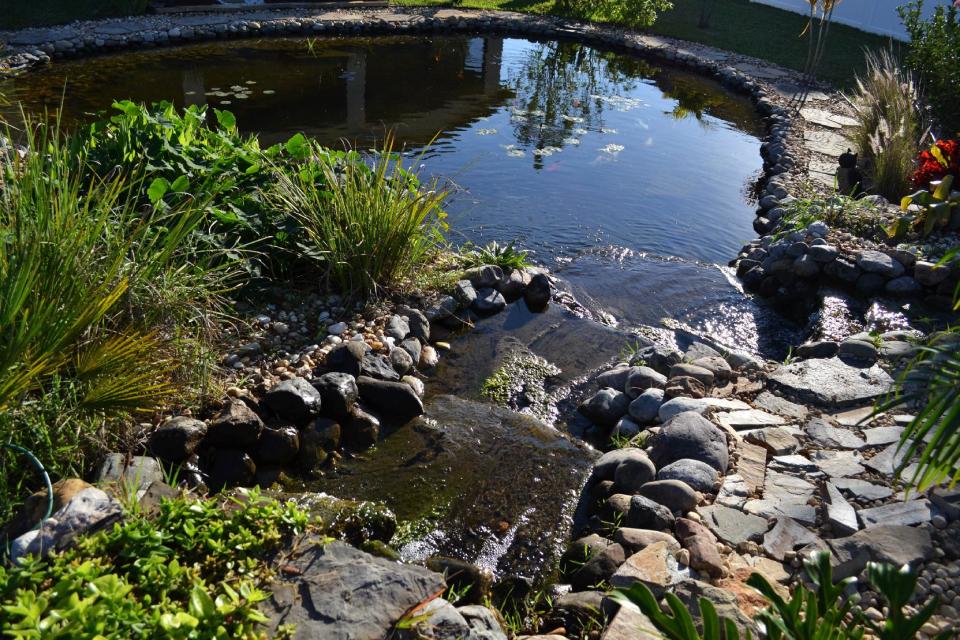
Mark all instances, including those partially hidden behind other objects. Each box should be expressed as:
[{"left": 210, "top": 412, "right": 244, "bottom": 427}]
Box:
[
  {"left": 270, "top": 136, "right": 449, "bottom": 297},
  {"left": 0, "top": 490, "right": 310, "bottom": 638},
  {"left": 555, "top": 0, "right": 674, "bottom": 28},
  {"left": 847, "top": 49, "right": 926, "bottom": 201},
  {"left": 899, "top": 1, "right": 960, "bottom": 135}
]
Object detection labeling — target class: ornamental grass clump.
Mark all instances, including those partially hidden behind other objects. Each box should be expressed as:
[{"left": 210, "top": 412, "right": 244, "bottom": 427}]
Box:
[
  {"left": 271, "top": 135, "right": 449, "bottom": 297},
  {"left": 847, "top": 48, "right": 926, "bottom": 202}
]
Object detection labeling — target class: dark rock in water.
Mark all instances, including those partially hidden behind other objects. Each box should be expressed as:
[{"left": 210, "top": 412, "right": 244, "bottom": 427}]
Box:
[
  {"left": 343, "top": 404, "right": 381, "bottom": 450},
  {"left": 356, "top": 376, "right": 424, "bottom": 422},
  {"left": 262, "top": 377, "right": 322, "bottom": 424},
  {"left": 257, "top": 426, "right": 300, "bottom": 465},
  {"left": 263, "top": 539, "right": 444, "bottom": 640},
  {"left": 385, "top": 315, "right": 410, "bottom": 341},
  {"left": 307, "top": 395, "right": 594, "bottom": 583},
  {"left": 578, "top": 388, "right": 630, "bottom": 427},
  {"left": 314, "top": 372, "right": 359, "bottom": 419},
  {"left": 389, "top": 347, "right": 414, "bottom": 376},
  {"left": 625, "top": 495, "right": 675, "bottom": 530},
  {"left": 524, "top": 273, "right": 551, "bottom": 311},
  {"left": 612, "top": 450, "right": 657, "bottom": 493},
  {"left": 472, "top": 287, "right": 507, "bottom": 316},
  {"left": 499, "top": 269, "right": 530, "bottom": 300},
  {"left": 464, "top": 264, "right": 504, "bottom": 289},
  {"left": 206, "top": 400, "right": 263, "bottom": 448},
  {"left": 291, "top": 493, "right": 397, "bottom": 545},
  {"left": 827, "top": 525, "right": 933, "bottom": 580},
  {"left": 325, "top": 341, "right": 370, "bottom": 377},
  {"left": 426, "top": 556, "right": 492, "bottom": 605},
  {"left": 360, "top": 352, "right": 401, "bottom": 382},
  {"left": 149, "top": 416, "right": 207, "bottom": 462},
  {"left": 400, "top": 337, "right": 422, "bottom": 365},
  {"left": 657, "top": 458, "right": 718, "bottom": 492},
  {"left": 638, "top": 479, "right": 698, "bottom": 513},
  {"left": 454, "top": 279, "right": 479, "bottom": 306},
  {"left": 650, "top": 411, "right": 729, "bottom": 472},
  {"left": 298, "top": 417, "right": 340, "bottom": 472},
  {"left": 206, "top": 449, "right": 256, "bottom": 491}
]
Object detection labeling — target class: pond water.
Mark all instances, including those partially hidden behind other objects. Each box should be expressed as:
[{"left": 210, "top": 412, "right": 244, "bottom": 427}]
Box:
[{"left": 1, "top": 35, "right": 791, "bottom": 351}]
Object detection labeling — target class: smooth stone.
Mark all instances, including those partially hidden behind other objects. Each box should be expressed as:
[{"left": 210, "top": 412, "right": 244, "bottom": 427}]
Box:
[
  {"left": 523, "top": 273, "right": 551, "bottom": 311},
  {"left": 593, "top": 448, "right": 645, "bottom": 481},
  {"left": 384, "top": 315, "right": 410, "bottom": 341},
  {"left": 628, "top": 388, "right": 665, "bottom": 424},
  {"left": 768, "top": 357, "right": 893, "bottom": 408},
  {"left": 698, "top": 504, "right": 769, "bottom": 546},
  {"left": 715, "top": 409, "right": 785, "bottom": 431},
  {"left": 632, "top": 344, "right": 682, "bottom": 375},
  {"left": 325, "top": 342, "right": 368, "bottom": 377},
  {"left": 360, "top": 352, "right": 401, "bottom": 382},
  {"left": 638, "top": 479, "right": 699, "bottom": 513},
  {"left": 624, "top": 366, "right": 668, "bottom": 398},
  {"left": 149, "top": 416, "right": 207, "bottom": 462},
  {"left": 263, "top": 377, "right": 322, "bottom": 424},
  {"left": 612, "top": 416, "right": 642, "bottom": 439},
  {"left": 838, "top": 339, "right": 879, "bottom": 362},
  {"left": 886, "top": 276, "right": 922, "bottom": 296},
  {"left": 596, "top": 366, "right": 630, "bottom": 391},
  {"left": 613, "top": 528, "right": 682, "bottom": 555},
  {"left": 579, "top": 388, "right": 630, "bottom": 428},
  {"left": 464, "top": 264, "right": 503, "bottom": 289},
  {"left": 612, "top": 450, "right": 657, "bottom": 493},
  {"left": 625, "top": 495, "right": 675, "bottom": 530},
  {"left": 650, "top": 411, "right": 729, "bottom": 473},
  {"left": 795, "top": 341, "right": 839, "bottom": 359},
  {"left": 498, "top": 269, "right": 531, "bottom": 300},
  {"left": 658, "top": 397, "right": 750, "bottom": 422},
  {"left": 669, "top": 363, "right": 715, "bottom": 388},
  {"left": 389, "top": 346, "right": 414, "bottom": 376},
  {"left": 471, "top": 287, "right": 507, "bottom": 316},
  {"left": 689, "top": 356, "right": 733, "bottom": 382},
  {"left": 298, "top": 418, "right": 339, "bottom": 471},
  {"left": 857, "top": 250, "right": 905, "bottom": 278},
  {"left": 314, "top": 372, "right": 358, "bottom": 418},
  {"left": 657, "top": 458, "right": 718, "bottom": 492},
  {"left": 356, "top": 376, "right": 424, "bottom": 422}
]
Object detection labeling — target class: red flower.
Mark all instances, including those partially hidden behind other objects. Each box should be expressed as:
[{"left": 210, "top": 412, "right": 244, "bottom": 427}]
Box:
[{"left": 911, "top": 138, "right": 960, "bottom": 190}]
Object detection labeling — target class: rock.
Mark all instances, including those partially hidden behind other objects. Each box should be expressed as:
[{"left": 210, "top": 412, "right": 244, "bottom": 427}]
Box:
[
  {"left": 638, "top": 480, "right": 699, "bottom": 513},
  {"left": 524, "top": 273, "right": 551, "bottom": 311},
  {"left": 716, "top": 474, "right": 750, "bottom": 508},
  {"left": 857, "top": 250, "right": 905, "bottom": 278},
  {"left": 149, "top": 416, "right": 207, "bottom": 462},
  {"left": 325, "top": 341, "right": 368, "bottom": 377},
  {"left": 550, "top": 591, "right": 611, "bottom": 635},
  {"left": 389, "top": 347, "right": 414, "bottom": 376},
  {"left": 665, "top": 375, "right": 706, "bottom": 399},
  {"left": 10, "top": 487, "right": 122, "bottom": 561},
  {"left": 96, "top": 455, "right": 163, "bottom": 493},
  {"left": 793, "top": 254, "right": 820, "bottom": 277},
  {"left": 612, "top": 450, "right": 657, "bottom": 493},
  {"left": 624, "top": 366, "right": 668, "bottom": 398},
  {"left": 600, "top": 605, "right": 659, "bottom": 640},
  {"left": 343, "top": 405, "right": 381, "bottom": 450},
  {"left": 4, "top": 478, "right": 94, "bottom": 541},
  {"left": 596, "top": 366, "right": 631, "bottom": 391},
  {"left": 699, "top": 504, "right": 769, "bottom": 546},
  {"left": 856, "top": 273, "right": 887, "bottom": 296},
  {"left": 628, "top": 388, "right": 665, "bottom": 423},
  {"left": 464, "top": 264, "right": 504, "bottom": 289},
  {"left": 633, "top": 344, "right": 682, "bottom": 375},
  {"left": 206, "top": 449, "right": 256, "bottom": 491},
  {"left": 753, "top": 391, "right": 809, "bottom": 420},
  {"left": 614, "top": 528, "right": 681, "bottom": 555},
  {"left": 472, "top": 287, "right": 507, "bottom": 316},
  {"left": 257, "top": 426, "right": 300, "bottom": 465},
  {"left": 578, "top": 388, "right": 630, "bottom": 428},
  {"left": 425, "top": 296, "right": 459, "bottom": 321},
  {"left": 400, "top": 337, "right": 423, "bottom": 365},
  {"left": 612, "top": 417, "right": 642, "bottom": 439},
  {"left": 425, "top": 557, "right": 492, "bottom": 605},
  {"left": 827, "top": 525, "right": 933, "bottom": 579},
  {"left": 625, "top": 495, "right": 675, "bottom": 530},
  {"left": 298, "top": 418, "right": 339, "bottom": 471},
  {"left": 684, "top": 533, "right": 725, "bottom": 578},
  {"left": 563, "top": 535, "right": 626, "bottom": 590},
  {"left": 499, "top": 269, "right": 530, "bottom": 300},
  {"left": 385, "top": 315, "right": 410, "bottom": 341},
  {"left": 858, "top": 500, "right": 935, "bottom": 528},
  {"left": 808, "top": 244, "right": 838, "bottom": 262},
  {"left": 811, "top": 450, "right": 865, "bottom": 477},
  {"left": 805, "top": 418, "right": 866, "bottom": 449},
  {"left": 410, "top": 598, "right": 472, "bottom": 639},
  {"left": 669, "top": 363, "right": 715, "bottom": 388},
  {"left": 831, "top": 477, "right": 892, "bottom": 501},
  {"left": 357, "top": 376, "right": 424, "bottom": 422},
  {"left": 650, "top": 411, "right": 729, "bottom": 473},
  {"left": 657, "top": 397, "right": 751, "bottom": 422},
  {"left": 878, "top": 341, "right": 916, "bottom": 362},
  {"left": 672, "top": 580, "right": 758, "bottom": 637},
  {"left": 593, "top": 448, "right": 643, "bottom": 481},
  {"left": 206, "top": 400, "right": 264, "bottom": 447},
  {"left": 684, "top": 342, "right": 722, "bottom": 361},
  {"left": 419, "top": 345, "right": 440, "bottom": 369},
  {"left": 724, "top": 350, "right": 764, "bottom": 372},
  {"left": 768, "top": 357, "right": 893, "bottom": 408},
  {"left": 327, "top": 321, "right": 348, "bottom": 335},
  {"left": 745, "top": 427, "right": 799, "bottom": 455},
  {"left": 914, "top": 260, "right": 950, "bottom": 287},
  {"left": 763, "top": 516, "right": 820, "bottom": 561},
  {"left": 610, "top": 541, "right": 684, "bottom": 595},
  {"left": 838, "top": 339, "right": 878, "bottom": 362},
  {"left": 264, "top": 539, "right": 445, "bottom": 640},
  {"left": 886, "top": 276, "right": 922, "bottom": 296},
  {"left": 690, "top": 356, "right": 734, "bottom": 382},
  {"left": 795, "top": 341, "right": 839, "bottom": 359},
  {"left": 360, "top": 351, "right": 401, "bottom": 381},
  {"left": 824, "top": 482, "right": 859, "bottom": 535},
  {"left": 458, "top": 605, "right": 508, "bottom": 640},
  {"left": 715, "top": 408, "right": 785, "bottom": 431},
  {"left": 402, "top": 375, "right": 426, "bottom": 398},
  {"left": 657, "top": 459, "right": 718, "bottom": 492},
  {"left": 315, "top": 372, "right": 359, "bottom": 418},
  {"left": 402, "top": 307, "right": 431, "bottom": 343},
  {"left": 263, "top": 377, "right": 322, "bottom": 424}
]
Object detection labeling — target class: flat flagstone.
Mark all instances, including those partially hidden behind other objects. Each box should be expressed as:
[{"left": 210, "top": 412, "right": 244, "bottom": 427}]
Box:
[
  {"left": 716, "top": 474, "right": 750, "bottom": 508},
  {"left": 737, "top": 441, "right": 768, "bottom": 494},
  {"left": 699, "top": 504, "right": 769, "bottom": 546},
  {"left": 864, "top": 442, "right": 918, "bottom": 477},
  {"left": 858, "top": 499, "right": 935, "bottom": 528},
  {"left": 770, "top": 454, "right": 818, "bottom": 473},
  {"left": 753, "top": 392, "right": 809, "bottom": 421},
  {"left": 810, "top": 450, "right": 866, "bottom": 478},
  {"left": 804, "top": 130, "right": 850, "bottom": 157},
  {"left": 716, "top": 409, "right": 785, "bottom": 431},
  {"left": 744, "top": 498, "right": 816, "bottom": 526},
  {"left": 805, "top": 418, "right": 866, "bottom": 450},
  {"left": 863, "top": 426, "right": 904, "bottom": 447},
  {"left": 768, "top": 357, "right": 893, "bottom": 409},
  {"left": 831, "top": 478, "right": 894, "bottom": 502},
  {"left": 824, "top": 482, "right": 859, "bottom": 535},
  {"left": 800, "top": 107, "right": 859, "bottom": 129},
  {"left": 830, "top": 405, "right": 880, "bottom": 427},
  {"left": 610, "top": 541, "right": 689, "bottom": 595},
  {"left": 763, "top": 516, "right": 820, "bottom": 561}
]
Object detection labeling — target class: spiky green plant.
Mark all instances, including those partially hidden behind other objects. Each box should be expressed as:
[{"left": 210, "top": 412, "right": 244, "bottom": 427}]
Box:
[{"left": 459, "top": 240, "right": 531, "bottom": 271}]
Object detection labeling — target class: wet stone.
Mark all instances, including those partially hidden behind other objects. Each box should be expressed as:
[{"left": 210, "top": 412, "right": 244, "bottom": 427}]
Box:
[
  {"left": 263, "top": 377, "right": 322, "bottom": 424},
  {"left": 149, "top": 416, "right": 207, "bottom": 462},
  {"left": 206, "top": 400, "right": 264, "bottom": 448},
  {"left": 314, "top": 372, "right": 358, "bottom": 418},
  {"left": 579, "top": 388, "right": 630, "bottom": 428}
]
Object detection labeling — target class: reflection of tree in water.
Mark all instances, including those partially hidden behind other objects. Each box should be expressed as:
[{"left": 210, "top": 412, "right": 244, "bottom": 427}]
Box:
[
  {"left": 506, "top": 41, "right": 655, "bottom": 168},
  {"left": 656, "top": 72, "right": 759, "bottom": 132}
]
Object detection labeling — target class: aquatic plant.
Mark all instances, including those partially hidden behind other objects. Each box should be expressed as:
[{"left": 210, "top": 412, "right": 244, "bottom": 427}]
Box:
[{"left": 459, "top": 241, "right": 531, "bottom": 271}]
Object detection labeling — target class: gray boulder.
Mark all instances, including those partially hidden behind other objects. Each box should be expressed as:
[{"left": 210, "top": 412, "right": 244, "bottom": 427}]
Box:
[
  {"left": 593, "top": 448, "right": 645, "bottom": 481},
  {"left": 457, "top": 605, "right": 508, "bottom": 640},
  {"left": 624, "top": 366, "right": 668, "bottom": 398},
  {"left": 669, "top": 363, "right": 715, "bottom": 388},
  {"left": 149, "top": 416, "right": 207, "bottom": 462},
  {"left": 857, "top": 251, "right": 904, "bottom": 278},
  {"left": 206, "top": 400, "right": 263, "bottom": 448},
  {"left": 638, "top": 479, "right": 698, "bottom": 513},
  {"left": 472, "top": 288, "right": 507, "bottom": 316},
  {"left": 596, "top": 366, "right": 631, "bottom": 391},
  {"left": 625, "top": 495, "right": 675, "bottom": 530},
  {"left": 650, "top": 411, "right": 729, "bottom": 473},
  {"left": 263, "top": 377, "right": 322, "bottom": 424},
  {"left": 464, "top": 264, "right": 504, "bottom": 289},
  {"left": 356, "top": 376, "right": 424, "bottom": 421},
  {"left": 657, "top": 458, "right": 718, "bottom": 492},
  {"left": 10, "top": 487, "right": 122, "bottom": 561},
  {"left": 578, "top": 388, "right": 630, "bottom": 428},
  {"left": 390, "top": 347, "right": 414, "bottom": 376},
  {"left": 360, "top": 352, "right": 401, "bottom": 382},
  {"left": 612, "top": 450, "right": 657, "bottom": 493},
  {"left": 385, "top": 315, "right": 410, "bottom": 341},
  {"left": 629, "top": 388, "right": 665, "bottom": 423}
]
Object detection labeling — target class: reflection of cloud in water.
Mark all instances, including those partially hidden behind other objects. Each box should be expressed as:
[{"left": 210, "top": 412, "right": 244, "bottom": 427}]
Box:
[{"left": 600, "top": 143, "right": 624, "bottom": 154}]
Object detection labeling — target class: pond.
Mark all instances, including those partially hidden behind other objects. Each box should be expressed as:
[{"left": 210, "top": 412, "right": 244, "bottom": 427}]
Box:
[{"left": 1, "top": 35, "right": 795, "bottom": 352}]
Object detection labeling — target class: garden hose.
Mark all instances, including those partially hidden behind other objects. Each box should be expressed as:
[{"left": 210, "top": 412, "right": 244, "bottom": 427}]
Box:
[{"left": 1, "top": 443, "right": 53, "bottom": 526}]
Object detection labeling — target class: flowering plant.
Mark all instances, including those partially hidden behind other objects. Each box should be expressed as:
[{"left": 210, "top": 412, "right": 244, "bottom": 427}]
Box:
[{"left": 911, "top": 138, "right": 960, "bottom": 189}]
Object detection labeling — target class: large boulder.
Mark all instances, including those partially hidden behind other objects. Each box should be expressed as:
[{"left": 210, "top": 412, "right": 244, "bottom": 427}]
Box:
[
  {"left": 314, "top": 372, "right": 359, "bottom": 418},
  {"left": 628, "top": 388, "right": 665, "bottom": 424},
  {"left": 356, "top": 376, "right": 424, "bottom": 422},
  {"left": 149, "top": 416, "right": 207, "bottom": 462},
  {"left": 624, "top": 366, "right": 667, "bottom": 398},
  {"left": 206, "top": 400, "right": 263, "bottom": 447},
  {"left": 650, "top": 411, "right": 729, "bottom": 472},
  {"left": 768, "top": 357, "right": 893, "bottom": 408},
  {"left": 264, "top": 539, "right": 445, "bottom": 640},
  {"left": 612, "top": 450, "right": 657, "bottom": 493},
  {"left": 657, "top": 458, "right": 718, "bottom": 492},
  {"left": 262, "top": 378, "right": 322, "bottom": 424},
  {"left": 638, "top": 479, "right": 699, "bottom": 514}
]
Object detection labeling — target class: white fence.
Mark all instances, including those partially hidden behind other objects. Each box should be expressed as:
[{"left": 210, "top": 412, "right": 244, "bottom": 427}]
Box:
[{"left": 750, "top": 0, "right": 951, "bottom": 40}]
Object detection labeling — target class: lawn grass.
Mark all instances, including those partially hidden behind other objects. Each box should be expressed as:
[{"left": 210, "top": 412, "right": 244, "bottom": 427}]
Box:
[{"left": 393, "top": 0, "right": 897, "bottom": 87}]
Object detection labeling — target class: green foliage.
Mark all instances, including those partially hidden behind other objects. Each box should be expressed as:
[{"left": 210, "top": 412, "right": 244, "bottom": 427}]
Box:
[
  {"left": 610, "top": 581, "right": 748, "bottom": 640},
  {"left": 899, "top": 1, "right": 960, "bottom": 135},
  {"left": 555, "top": 0, "right": 674, "bottom": 28},
  {"left": 0, "top": 490, "right": 309, "bottom": 639},
  {"left": 775, "top": 191, "right": 886, "bottom": 240},
  {"left": 270, "top": 135, "right": 449, "bottom": 297},
  {"left": 459, "top": 241, "right": 531, "bottom": 271},
  {"left": 865, "top": 562, "right": 950, "bottom": 640},
  {"left": 847, "top": 49, "right": 925, "bottom": 201},
  {"left": 890, "top": 174, "right": 960, "bottom": 239}
]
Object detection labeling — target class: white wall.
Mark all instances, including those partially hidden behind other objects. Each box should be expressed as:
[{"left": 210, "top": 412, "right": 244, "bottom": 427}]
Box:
[{"left": 750, "top": 0, "right": 950, "bottom": 40}]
